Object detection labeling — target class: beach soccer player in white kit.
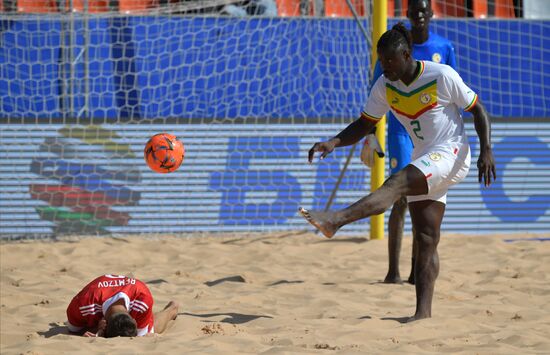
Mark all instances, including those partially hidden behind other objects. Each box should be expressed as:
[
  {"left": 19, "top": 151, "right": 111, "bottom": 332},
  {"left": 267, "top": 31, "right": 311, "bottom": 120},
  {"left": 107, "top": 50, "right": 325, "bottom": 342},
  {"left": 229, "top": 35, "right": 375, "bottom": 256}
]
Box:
[{"left": 299, "top": 23, "right": 496, "bottom": 321}]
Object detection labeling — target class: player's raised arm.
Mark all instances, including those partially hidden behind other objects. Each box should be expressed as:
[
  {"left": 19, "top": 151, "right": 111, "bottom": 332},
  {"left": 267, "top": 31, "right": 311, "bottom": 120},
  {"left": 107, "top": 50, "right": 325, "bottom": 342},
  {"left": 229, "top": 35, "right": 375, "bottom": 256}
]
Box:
[
  {"left": 307, "top": 117, "right": 376, "bottom": 163},
  {"left": 467, "top": 99, "right": 496, "bottom": 187}
]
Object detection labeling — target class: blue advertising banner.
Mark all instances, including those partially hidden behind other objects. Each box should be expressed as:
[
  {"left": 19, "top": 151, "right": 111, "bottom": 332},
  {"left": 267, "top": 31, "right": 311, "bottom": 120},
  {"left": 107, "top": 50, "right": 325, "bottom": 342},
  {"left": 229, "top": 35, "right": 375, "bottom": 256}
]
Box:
[{"left": 1, "top": 122, "right": 549, "bottom": 238}]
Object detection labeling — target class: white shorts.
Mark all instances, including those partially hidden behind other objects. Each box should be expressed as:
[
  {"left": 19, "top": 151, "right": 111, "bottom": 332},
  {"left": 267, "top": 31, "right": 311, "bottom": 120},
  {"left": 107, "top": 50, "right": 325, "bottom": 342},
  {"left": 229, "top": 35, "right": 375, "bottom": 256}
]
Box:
[{"left": 408, "top": 143, "right": 471, "bottom": 204}]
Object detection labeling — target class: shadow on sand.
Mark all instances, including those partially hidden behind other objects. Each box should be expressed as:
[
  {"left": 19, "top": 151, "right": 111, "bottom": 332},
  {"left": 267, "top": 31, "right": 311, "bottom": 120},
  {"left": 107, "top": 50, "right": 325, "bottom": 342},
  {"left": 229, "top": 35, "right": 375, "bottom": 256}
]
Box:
[
  {"left": 38, "top": 323, "right": 71, "bottom": 338},
  {"left": 179, "top": 312, "right": 273, "bottom": 324}
]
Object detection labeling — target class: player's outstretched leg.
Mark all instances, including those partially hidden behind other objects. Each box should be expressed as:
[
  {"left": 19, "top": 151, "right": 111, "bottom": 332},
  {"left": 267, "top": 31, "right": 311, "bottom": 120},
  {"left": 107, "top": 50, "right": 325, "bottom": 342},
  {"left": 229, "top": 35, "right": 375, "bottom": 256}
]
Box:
[
  {"left": 299, "top": 166, "right": 425, "bottom": 239},
  {"left": 154, "top": 301, "right": 179, "bottom": 334},
  {"left": 299, "top": 208, "right": 341, "bottom": 238},
  {"left": 299, "top": 184, "right": 398, "bottom": 239}
]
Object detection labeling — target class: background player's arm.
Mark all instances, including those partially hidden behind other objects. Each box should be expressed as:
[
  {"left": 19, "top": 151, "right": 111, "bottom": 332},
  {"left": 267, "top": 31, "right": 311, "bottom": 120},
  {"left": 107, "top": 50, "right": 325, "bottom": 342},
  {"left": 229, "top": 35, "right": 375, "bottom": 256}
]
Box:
[{"left": 467, "top": 99, "right": 496, "bottom": 186}]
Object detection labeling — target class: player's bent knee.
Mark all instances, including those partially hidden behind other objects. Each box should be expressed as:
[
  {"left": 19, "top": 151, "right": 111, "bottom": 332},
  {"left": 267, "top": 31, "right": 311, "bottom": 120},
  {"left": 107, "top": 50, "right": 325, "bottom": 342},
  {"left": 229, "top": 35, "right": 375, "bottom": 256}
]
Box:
[
  {"left": 394, "top": 196, "right": 408, "bottom": 209},
  {"left": 415, "top": 230, "right": 439, "bottom": 248}
]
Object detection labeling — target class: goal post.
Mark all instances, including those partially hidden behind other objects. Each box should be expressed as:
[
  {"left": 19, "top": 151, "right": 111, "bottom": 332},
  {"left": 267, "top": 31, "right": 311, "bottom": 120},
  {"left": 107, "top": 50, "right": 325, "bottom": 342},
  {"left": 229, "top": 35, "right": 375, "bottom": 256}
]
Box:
[{"left": 370, "top": 0, "right": 387, "bottom": 240}]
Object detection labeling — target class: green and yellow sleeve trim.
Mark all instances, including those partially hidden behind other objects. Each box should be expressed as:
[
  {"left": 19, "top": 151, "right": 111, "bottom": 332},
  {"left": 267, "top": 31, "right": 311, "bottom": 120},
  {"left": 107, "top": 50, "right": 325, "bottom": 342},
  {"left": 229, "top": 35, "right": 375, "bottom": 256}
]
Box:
[
  {"left": 464, "top": 94, "right": 478, "bottom": 111},
  {"left": 360, "top": 111, "right": 381, "bottom": 122}
]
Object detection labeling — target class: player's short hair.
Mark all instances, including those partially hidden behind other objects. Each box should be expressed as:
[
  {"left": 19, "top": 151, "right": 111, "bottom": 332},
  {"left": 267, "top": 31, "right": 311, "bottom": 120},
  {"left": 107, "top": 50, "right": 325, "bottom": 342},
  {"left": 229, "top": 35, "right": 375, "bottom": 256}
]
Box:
[
  {"left": 408, "top": 0, "right": 432, "bottom": 10},
  {"left": 104, "top": 313, "right": 138, "bottom": 338},
  {"left": 377, "top": 22, "right": 413, "bottom": 53}
]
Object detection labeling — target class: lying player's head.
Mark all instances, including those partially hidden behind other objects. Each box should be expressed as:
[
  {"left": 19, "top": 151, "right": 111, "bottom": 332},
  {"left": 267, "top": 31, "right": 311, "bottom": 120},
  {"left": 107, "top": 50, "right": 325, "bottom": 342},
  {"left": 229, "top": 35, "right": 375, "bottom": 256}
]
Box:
[
  {"left": 407, "top": 0, "right": 433, "bottom": 30},
  {"left": 104, "top": 313, "right": 138, "bottom": 338},
  {"left": 377, "top": 22, "right": 414, "bottom": 82}
]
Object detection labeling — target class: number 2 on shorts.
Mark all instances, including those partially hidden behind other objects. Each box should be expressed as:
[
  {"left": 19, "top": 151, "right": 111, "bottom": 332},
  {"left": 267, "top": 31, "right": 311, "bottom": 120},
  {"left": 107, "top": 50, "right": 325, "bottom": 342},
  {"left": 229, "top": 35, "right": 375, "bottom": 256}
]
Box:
[{"left": 411, "top": 120, "right": 424, "bottom": 140}]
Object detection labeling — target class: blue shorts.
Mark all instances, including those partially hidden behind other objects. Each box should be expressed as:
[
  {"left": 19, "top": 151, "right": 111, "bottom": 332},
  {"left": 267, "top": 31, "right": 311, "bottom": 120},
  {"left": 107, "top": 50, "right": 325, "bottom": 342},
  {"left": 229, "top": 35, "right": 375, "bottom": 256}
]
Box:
[{"left": 388, "top": 133, "right": 414, "bottom": 175}]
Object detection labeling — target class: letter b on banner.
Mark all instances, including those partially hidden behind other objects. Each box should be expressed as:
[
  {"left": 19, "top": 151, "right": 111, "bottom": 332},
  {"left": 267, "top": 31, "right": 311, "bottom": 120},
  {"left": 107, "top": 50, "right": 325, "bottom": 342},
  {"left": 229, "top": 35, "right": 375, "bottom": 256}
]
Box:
[{"left": 209, "top": 137, "right": 302, "bottom": 225}]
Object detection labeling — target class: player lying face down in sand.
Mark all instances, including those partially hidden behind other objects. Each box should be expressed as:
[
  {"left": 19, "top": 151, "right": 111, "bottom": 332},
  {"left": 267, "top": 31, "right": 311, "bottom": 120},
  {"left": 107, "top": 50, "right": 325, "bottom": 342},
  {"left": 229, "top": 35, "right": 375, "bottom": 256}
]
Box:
[{"left": 66, "top": 274, "right": 178, "bottom": 337}]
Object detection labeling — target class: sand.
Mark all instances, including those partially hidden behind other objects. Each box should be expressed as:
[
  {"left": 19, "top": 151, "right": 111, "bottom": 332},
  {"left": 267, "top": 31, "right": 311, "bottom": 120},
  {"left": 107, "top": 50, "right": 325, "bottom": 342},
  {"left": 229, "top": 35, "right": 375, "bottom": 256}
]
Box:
[{"left": 1, "top": 232, "right": 549, "bottom": 354}]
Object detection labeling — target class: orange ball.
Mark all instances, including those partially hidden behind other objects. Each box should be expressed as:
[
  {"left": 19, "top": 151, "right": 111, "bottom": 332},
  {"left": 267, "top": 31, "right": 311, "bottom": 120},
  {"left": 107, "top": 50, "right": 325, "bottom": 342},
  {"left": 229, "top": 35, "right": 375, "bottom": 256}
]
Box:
[{"left": 144, "top": 133, "right": 185, "bottom": 173}]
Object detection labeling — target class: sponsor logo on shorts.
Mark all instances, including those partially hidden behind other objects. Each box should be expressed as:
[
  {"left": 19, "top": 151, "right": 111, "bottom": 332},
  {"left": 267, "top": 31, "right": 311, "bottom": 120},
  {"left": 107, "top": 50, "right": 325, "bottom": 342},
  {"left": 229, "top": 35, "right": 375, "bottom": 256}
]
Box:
[
  {"left": 432, "top": 53, "right": 442, "bottom": 63},
  {"left": 421, "top": 159, "right": 430, "bottom": 167},
  {"left": 429, "top": 152, "right": 442, "bottom": 161}
]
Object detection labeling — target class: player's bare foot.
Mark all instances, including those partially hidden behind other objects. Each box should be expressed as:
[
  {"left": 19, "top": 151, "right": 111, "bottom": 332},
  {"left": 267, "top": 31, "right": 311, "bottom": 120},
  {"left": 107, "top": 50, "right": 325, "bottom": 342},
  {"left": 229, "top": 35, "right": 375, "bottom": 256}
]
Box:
[
  {"left": 164, "top": 301, "right": 179, "bottom": 320},
  {"left": 383, "top": 273, "right": 403, "bottom": 284},
  {"left": 406, "top": 313, "right": 430, "bottom": 322},
  {"left": 299, "top": 207, "right": 339, "bottom": 238}
]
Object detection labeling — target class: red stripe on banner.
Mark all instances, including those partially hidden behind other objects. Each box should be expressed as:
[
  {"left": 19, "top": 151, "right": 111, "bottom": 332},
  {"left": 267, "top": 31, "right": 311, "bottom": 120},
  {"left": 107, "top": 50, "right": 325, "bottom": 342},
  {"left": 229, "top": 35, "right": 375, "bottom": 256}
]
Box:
[
  {"left": 30, "top": 184, "right": 131, "bottom": 225},
  {"left": 30, "top": 184, "right": 127, "bottom": 207}
]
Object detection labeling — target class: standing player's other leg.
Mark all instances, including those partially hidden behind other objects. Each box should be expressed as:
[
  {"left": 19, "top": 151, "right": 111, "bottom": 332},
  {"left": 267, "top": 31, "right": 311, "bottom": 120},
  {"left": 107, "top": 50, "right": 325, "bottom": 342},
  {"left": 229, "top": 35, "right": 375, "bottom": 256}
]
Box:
[
  {"left": 385, "top": 132, "right": 414, "bottom": 284},
  {"left": 408, "top": 200, "right": 445, "bottom": 321},
  {"left": 409, "top": 227, "right": 418, "bottom": 284},
  {"left": 153, "top": 301, "right": 179, "bottom": 334},
  {"left": 386, "top": 196, "right": 406, "bottom": 283}
]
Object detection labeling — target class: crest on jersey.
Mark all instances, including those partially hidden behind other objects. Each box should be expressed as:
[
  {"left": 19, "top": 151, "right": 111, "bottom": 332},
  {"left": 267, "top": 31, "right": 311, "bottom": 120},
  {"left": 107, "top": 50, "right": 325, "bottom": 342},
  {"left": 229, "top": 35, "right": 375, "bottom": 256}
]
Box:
[
  {"left": 432, "top": 53, "right": 442, "bottom": 63},
  {"left": 390, "top": 158, "right": 398, "bottom": 169},
  {"left": 419, "top": 92, "right": 431, "bottom": 104},
  {"left": 429, "top": 152, "right": 442, "bottom": 161}
]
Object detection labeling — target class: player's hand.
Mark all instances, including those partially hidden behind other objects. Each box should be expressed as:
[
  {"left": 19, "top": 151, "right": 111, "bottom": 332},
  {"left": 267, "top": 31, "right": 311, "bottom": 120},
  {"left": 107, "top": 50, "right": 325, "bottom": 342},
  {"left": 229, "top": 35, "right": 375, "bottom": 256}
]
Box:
[
  {"left": 83, "top": 331, "right": 98, "bottom": 337},
  {"left": 308, "top": 140, "right": 338, "bottom": 163},
  {"left": 97, "top": 320, "right": 106, "bottom": 337},
  {"left": 477, "top": 148, "right": 496, "bottom": 187},
  {"left": 360, "top": 133, "right": 385, "bottom": 168}
]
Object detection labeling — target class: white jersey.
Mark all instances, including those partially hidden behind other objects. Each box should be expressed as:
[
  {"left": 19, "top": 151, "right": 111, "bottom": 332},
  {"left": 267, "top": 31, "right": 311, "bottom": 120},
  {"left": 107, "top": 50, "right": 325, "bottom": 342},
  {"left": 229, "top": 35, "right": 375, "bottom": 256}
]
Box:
[{"left": 362, "top": 61, "right": 477, "bottom": 159}]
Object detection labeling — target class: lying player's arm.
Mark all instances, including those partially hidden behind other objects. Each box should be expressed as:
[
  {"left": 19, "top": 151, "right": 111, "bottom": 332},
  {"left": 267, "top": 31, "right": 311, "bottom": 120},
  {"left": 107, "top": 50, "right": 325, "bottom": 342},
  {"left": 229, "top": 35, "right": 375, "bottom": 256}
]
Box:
[
  {"left": 308, "top": 118, "right": 376, "bottom": 163},
  {"left": 68, "top": 318, "right": 106, "bottom": 337},
  {"left": 467, "top": 99, "right": 496, "bottom": 186}
]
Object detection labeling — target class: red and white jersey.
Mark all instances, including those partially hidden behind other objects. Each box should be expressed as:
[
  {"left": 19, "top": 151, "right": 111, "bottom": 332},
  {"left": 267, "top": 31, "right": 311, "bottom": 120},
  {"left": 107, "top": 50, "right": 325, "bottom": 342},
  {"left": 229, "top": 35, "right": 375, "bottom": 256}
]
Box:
[{"left": 66, "top": 275, "right": 154, "bottom": 336}]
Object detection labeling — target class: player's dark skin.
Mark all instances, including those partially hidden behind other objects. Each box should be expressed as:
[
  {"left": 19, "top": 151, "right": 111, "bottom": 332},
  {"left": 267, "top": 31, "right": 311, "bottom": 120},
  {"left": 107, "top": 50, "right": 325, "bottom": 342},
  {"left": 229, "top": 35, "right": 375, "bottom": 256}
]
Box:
[
  {"left": 300, "top": 43, "right": 496, "bottom": 322},
  {"left": 386, "top": 0, "right": 435, "bottom": 285}
]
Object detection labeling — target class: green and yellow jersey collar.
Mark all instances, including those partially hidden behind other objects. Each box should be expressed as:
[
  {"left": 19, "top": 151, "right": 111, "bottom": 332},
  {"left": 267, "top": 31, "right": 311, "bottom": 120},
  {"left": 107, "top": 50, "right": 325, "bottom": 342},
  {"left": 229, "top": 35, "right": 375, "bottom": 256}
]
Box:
[{"left": 401, "top": 61, "right": 425, "bottom": 87}]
